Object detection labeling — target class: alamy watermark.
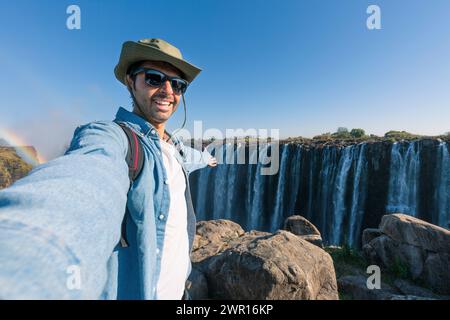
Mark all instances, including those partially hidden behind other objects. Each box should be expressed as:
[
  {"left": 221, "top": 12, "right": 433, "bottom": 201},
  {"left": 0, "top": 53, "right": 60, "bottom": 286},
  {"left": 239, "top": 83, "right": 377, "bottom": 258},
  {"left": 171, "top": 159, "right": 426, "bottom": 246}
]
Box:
[
  {"left": 175, "top": 121, "right": 280, "bottom": 176},
  {"left": 66, "top": 5, "right": 81, "bottom": 30},
  {"left": 366, "top": 265, "right": 381, "bottom": 289},
  {"left": 66, "top": 265, "right": 82, "bottom": 290},
  {"left": 367, "top": 5, "right": 382, "bottom": 30}
]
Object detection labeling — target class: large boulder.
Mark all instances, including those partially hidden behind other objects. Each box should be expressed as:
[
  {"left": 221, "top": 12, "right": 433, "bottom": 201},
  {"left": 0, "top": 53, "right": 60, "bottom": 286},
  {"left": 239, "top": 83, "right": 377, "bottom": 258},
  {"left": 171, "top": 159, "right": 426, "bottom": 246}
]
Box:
[
  {"left": 337, "top": 275, "right": 449, "bottom": 300},
  {"left": 361, "top": 228, "right": 382, "bottom": 247},
  {"left": 363, "top": 213, "right": 450, "bottom": 294},
  {"left": 191, "top": 220, "right": 338, "bottom": 300},
  {"left": 283, "top": 215, "right": 323, "bottom": 248},
  {"left": 378, "top": 214, "right": 450, "bottom": 255},
  {"left": 185, "top": 266, "right": 209, "bottom": 300},
  {"left": 392, "top": 279, "right": 446, "bottom": 300},
  {"left": 192, "top": 219, "right": 246, "bottom": 263},
  {"left": 188, "top": 220, "right": 265, "bottom": 299}
]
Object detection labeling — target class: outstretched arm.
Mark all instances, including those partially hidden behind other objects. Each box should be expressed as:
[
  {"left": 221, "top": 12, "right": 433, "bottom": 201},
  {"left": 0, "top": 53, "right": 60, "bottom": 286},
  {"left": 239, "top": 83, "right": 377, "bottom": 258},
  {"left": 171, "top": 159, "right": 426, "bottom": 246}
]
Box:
[{"left": 0, "top": 121, "right": 129, "bottom": 299}]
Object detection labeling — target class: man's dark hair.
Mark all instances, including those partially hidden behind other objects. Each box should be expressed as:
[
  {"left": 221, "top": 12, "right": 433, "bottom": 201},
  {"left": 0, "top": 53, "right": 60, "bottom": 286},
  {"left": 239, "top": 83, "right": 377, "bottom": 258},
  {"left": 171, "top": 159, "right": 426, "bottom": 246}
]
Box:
[{"left": 126, "top": 61, "right": 146, "bottom": 91}]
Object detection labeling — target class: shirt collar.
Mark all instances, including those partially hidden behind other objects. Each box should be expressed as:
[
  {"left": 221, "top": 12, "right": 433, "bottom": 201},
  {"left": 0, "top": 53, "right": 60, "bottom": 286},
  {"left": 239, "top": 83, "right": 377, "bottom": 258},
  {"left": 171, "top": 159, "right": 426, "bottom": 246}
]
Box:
[
  {"left": 114, "top": 107, "right": 160, "bottom": 139},
  {"left": 114, "top": 107, "right": 183, "bottom": 146}
]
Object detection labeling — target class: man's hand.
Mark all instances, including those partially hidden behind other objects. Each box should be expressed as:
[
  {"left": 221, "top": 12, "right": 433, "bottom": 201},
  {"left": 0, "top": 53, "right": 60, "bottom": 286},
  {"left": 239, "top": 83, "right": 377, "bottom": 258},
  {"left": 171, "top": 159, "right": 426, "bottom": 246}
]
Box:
[{"left": 208, "top": 157, "right": 218, "bottom": 167}]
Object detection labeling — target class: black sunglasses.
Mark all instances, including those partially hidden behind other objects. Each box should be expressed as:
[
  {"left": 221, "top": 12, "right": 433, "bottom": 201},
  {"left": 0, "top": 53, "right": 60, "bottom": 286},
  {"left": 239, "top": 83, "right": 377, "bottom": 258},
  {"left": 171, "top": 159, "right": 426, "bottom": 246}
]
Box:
[{"left": 131, "top": 67, "right": 189, "bottom": 95}]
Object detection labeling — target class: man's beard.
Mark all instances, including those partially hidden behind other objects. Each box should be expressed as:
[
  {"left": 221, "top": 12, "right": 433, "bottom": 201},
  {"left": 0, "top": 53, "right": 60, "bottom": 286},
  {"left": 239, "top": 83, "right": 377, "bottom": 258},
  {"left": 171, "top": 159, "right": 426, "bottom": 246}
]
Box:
[{"left": 131, "top": 93, "right": 175, "bottom": 124}]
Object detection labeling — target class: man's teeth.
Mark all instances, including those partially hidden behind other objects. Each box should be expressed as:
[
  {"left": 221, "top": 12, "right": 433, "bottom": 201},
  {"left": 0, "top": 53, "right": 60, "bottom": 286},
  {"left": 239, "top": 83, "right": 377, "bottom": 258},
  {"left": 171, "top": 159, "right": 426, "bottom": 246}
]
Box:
[{"left": 154, "top": 99, "right": 172, "bottom": 106}]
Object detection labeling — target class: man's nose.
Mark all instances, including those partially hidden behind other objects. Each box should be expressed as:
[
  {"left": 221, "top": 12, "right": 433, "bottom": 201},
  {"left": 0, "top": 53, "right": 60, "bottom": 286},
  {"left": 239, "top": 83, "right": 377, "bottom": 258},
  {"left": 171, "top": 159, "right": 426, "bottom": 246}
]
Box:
[{"left": 160, "top": 80, "right": 174, "bottom": 95}]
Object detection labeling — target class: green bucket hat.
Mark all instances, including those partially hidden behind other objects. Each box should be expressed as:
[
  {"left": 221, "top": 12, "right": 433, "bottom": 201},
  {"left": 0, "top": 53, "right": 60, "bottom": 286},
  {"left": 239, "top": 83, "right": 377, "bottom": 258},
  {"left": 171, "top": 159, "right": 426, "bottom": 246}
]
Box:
[{"left": 114, "top": 38, "right": 202, "bottom": 86}]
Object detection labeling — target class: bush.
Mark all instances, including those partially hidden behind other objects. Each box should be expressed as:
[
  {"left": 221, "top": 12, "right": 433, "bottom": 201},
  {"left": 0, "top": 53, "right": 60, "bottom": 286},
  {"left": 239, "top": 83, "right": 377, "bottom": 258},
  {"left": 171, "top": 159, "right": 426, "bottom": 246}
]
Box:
[
  {"left": 332, "top": 131, "right": 352, "bottom": 139},
  {"left": 313, "top": 132, "right": 332, "bottom": 140},
  {"left": 384, "top": 130, "right": 419, "bottom": 140},
  {"left": 350, "top": 128, "right": 366, "bottom": 138}
]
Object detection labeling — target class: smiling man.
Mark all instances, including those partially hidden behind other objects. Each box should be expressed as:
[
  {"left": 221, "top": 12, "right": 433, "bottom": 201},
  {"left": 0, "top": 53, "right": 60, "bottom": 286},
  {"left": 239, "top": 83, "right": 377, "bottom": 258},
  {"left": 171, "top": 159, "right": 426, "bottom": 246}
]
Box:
[
  {"left": 127, "top": 61, "right": 182, "bottom": 130},
  {"left": 0, "top": 38, "right": 214, "bottom": 299}
]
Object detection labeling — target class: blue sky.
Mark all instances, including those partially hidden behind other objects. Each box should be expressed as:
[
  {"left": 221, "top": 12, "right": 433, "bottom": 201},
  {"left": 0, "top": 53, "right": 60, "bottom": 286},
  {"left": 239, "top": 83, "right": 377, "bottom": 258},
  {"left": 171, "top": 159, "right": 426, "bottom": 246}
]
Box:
[{"left": 1, "top": 0, "right": 450, "bottom": 158}]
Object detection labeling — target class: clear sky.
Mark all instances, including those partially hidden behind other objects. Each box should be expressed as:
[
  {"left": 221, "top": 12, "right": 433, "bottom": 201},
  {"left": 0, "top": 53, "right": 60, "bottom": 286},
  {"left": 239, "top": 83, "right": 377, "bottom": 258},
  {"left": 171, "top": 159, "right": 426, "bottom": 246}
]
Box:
[{"left": 1, "top": 0, "right": 449, "bottom": 159}]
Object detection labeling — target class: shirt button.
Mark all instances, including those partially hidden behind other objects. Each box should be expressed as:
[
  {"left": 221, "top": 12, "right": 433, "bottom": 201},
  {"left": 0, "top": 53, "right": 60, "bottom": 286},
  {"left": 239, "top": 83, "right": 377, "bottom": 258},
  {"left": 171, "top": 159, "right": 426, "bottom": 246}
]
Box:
[
  {"left": 159, "top": 214, "right": 165, "bottom": 220},
  {"left": 150, "top": 129, "right": 156, "bottom": 135},
  {"left": 164, "top": 179, "right": 169, "bottom": 185},
  {"left": 156, "top": 248, "right": 160, "bottom": 255}
]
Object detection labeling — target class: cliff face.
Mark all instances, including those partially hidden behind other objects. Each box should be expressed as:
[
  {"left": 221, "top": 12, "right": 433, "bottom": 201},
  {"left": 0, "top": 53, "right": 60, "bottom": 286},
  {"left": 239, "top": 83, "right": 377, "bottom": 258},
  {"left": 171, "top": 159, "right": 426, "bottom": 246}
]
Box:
[
  {"left": 189, "top": 139, "right": 449, "bottom": 247},
  {"left": 0, "top": 147, "right": 33, "bottom": 189}
]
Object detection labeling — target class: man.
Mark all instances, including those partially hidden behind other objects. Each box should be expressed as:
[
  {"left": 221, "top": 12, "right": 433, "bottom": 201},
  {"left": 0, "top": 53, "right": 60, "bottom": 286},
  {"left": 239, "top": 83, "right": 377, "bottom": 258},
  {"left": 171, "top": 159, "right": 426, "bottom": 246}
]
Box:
[{"left": 0, "top": 38, "right": 213, "bottom": 299}]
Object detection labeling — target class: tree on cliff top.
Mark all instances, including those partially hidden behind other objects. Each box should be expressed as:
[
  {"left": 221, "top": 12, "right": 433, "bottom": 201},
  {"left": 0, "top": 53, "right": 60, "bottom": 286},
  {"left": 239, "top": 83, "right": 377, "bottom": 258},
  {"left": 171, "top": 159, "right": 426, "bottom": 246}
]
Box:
[{"left": 350, "top": 128, "right": 366, "bottom": 138}]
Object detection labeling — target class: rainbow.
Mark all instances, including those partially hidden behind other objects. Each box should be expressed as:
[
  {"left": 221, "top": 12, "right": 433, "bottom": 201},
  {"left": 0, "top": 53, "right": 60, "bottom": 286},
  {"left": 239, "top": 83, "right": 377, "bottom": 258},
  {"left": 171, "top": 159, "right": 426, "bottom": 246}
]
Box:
[{"left": 0, "top": 128, "right": 46, "bottom": 165}]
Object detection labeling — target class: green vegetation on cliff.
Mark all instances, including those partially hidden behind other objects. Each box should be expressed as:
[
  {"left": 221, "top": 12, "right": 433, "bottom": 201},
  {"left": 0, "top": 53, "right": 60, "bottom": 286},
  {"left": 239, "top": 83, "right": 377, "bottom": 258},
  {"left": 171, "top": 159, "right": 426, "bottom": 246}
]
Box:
[
  {"left": 284, "top": 128, "right": 450, "bottom": 145},
  {"left": 0, "top": 147, "right": 32, "bottom": 189}
]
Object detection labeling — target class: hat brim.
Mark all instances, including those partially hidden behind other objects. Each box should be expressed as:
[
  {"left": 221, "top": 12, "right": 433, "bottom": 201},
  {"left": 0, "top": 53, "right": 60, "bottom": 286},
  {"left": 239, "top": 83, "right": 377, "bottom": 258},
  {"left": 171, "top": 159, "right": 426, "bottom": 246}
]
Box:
[{"left": 114, "top": 41, "right": 202, "bottom": 86}]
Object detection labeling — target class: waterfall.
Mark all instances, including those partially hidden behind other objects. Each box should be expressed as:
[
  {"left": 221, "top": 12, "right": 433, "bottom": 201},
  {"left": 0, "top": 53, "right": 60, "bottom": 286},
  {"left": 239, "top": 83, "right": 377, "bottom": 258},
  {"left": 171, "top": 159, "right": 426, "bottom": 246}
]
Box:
[
  {"left": 436, "top": 142, "right": 450, "bottom": 228},
  {"left": 330, "top": 146, "right": 354, "bottom": 245},
  {"left": 190, "top": 139, "right": 448, "bottom": 247},
  {"left": 211, "top": 143, "right": 229, "bottom": 220},
  {"left": 271, "top": 144, "right": 290, "bottom": 231},
  {"left": 286, "top": 146, "right": 302, "bottom": 221},
  {"left": 248, "top": 144, "right": 270, "bottom": 230},
  {"left": 347, "top": 143, "right": 368, "bottom": 247},
  {"left": 317, "top": 147, "right": 338, "bottom": 238},
  {"left": 386, "top": 141, "right": 420, "bottom": 216}
]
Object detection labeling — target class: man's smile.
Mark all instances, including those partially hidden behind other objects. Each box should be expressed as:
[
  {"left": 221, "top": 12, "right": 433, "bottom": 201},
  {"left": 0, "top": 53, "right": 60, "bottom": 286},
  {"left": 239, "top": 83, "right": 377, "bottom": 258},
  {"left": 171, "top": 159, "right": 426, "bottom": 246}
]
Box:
[{"left": 152, "top": 98, "right": 174, "bottom": 111}]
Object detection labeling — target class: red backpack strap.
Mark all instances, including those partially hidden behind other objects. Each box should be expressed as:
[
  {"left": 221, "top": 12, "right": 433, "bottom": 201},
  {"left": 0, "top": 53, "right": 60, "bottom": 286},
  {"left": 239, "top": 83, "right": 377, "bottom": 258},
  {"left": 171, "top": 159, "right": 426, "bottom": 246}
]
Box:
[
  {"left": 114, "top": 121, "right": 145, "bottom": 248},
  {"left": 115, "top": 122, "right": 144, "bottom": 182}
]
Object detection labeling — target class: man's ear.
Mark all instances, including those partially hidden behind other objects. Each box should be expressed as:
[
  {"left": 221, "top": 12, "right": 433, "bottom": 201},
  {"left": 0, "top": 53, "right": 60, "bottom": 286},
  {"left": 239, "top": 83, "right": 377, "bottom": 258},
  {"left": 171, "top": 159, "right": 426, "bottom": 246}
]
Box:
[{"left": 126, "top": 74, "right": 135, "bottom": 92}]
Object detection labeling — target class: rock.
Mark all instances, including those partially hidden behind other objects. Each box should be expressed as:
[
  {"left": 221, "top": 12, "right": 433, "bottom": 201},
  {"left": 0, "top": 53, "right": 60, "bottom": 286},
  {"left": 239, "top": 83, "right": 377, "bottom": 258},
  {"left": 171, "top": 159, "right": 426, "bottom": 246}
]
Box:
[
  {"left": 389, "top": 295, "right": 438, "bottom": 300},
  {"left": 422, "top": 252, "right": 450, "bottom": 294},
  {"left": 338, "top": 275, "right": 399, "bottom": 300},
  {"left": 192, "top": 219, "right": 245, "bottom": 263},
  {"left": 283, "top": 215, "right": 321, "bottom": 236},
  {"left": 186, "top": 266, "right": 209, "bottom": 300},
  {"left": 363, "top": 213, "right": 450, "bottom": 294},
  {"left": 337, "top": 276, "right": 444, "bottom": 300},
  {"left": 283, "top": 215, "right": 323, "bottom": 247},
  {"left": 361, "top": 228, "right": 382, "bottom": 247},
  {"left": 363, "top": 235, "right": 425, "bottom": 278},
  {"left": 379, "top": 214, "right": 450, "bottom": 255},
  {"left": 298, "top": 234, "right": 323, "bottom": 248},
  {"left": 197, "top": 229, "right": 338, "bottom": 300},
  {"left": 393, "top": 279, "right": 442, "bottom": 299}
]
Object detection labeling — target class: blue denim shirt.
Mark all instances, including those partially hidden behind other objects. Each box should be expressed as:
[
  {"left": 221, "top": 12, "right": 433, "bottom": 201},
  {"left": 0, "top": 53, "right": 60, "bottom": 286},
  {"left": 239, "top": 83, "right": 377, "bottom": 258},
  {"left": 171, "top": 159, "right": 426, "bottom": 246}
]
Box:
[{"left": 0, "top": 107, "right": 197, "bottom": 299}]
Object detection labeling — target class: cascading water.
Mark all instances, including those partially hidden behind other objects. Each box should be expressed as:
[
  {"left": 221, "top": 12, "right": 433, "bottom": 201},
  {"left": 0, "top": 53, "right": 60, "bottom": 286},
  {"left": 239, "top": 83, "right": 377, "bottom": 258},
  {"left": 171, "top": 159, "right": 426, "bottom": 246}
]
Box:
[
  {"left": 330, "top": 146, "right": 354, "bottom": 245},
  {"left": 189, "top": 140, "right": 449, "bottom": 247},
  {"left": 386, "top": 141, "right": 420, "bottom": 216},
  {"left": 347, "top": 143, "right": 368, "bottom": 246},
  {"left": 435, "top": 142, "right": 449, "bottom": 228},
  {"left": 271, "top": 144, "right": 290, "bottom": 231}
]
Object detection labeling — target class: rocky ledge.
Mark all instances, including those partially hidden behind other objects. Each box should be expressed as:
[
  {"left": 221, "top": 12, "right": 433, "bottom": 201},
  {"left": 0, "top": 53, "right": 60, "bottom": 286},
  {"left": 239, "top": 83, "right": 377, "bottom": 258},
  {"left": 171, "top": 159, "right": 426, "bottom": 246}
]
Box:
[
  {"left": 187, "top": 214, "right": 449, "bottom": 300},
  {"left": 188, "top": 219, "right": 338, "bottom": 300}
]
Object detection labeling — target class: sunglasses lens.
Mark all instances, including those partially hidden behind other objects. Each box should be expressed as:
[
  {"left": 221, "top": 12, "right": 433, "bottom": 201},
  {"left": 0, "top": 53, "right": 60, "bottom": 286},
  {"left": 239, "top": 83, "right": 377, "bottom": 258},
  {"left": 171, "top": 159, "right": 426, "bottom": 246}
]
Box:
[
  {"left": 171, "top": 79, "right": 188, "bottom": 94},
  {"left": 144, "top": 71, "right": 165, "bottom": 86}
]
